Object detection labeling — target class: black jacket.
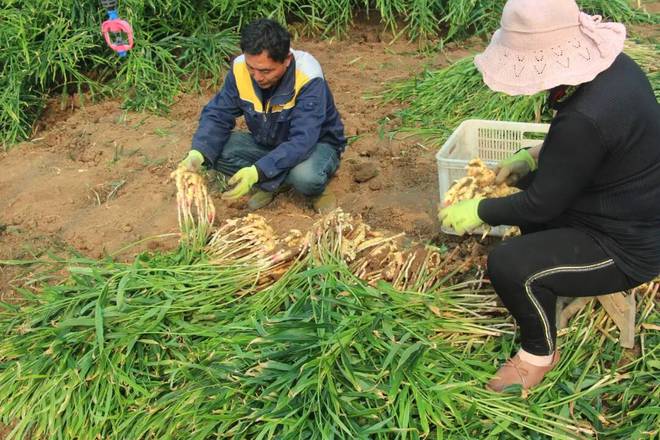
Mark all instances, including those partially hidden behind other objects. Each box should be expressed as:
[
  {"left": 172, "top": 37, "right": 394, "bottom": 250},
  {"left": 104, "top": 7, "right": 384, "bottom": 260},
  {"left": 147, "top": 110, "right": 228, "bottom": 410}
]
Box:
[{"left": 480, "top": 53, "right": 660, "bottom": 282}]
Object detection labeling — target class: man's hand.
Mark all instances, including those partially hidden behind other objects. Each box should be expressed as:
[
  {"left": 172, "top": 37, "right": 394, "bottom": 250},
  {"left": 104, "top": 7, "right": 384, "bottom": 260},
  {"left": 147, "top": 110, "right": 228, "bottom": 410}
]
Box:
[
  {"left": 222, "top": 166, "right": 259, "bottom": 200},
  {"left": 178, "top": 150, "right": 205, "bottom": 172},
  {"left": 438, "top": 198, "right": 484, "bottom": 235},
  {"left": 494, "top": 148, "right": 537, "bottom": 185}
]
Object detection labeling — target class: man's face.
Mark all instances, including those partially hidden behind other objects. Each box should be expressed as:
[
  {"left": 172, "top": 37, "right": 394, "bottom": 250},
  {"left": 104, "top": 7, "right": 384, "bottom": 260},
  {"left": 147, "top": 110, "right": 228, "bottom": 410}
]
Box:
[{"left": 244, "top": 51, "right": 291, "bottom": 90}]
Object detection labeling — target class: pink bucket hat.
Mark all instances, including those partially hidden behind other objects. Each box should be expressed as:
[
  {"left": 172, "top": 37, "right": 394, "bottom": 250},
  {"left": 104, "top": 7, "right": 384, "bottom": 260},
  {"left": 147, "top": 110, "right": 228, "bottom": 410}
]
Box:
[{"left": 474, "top": 0, "right": 626, "bottom": 96}]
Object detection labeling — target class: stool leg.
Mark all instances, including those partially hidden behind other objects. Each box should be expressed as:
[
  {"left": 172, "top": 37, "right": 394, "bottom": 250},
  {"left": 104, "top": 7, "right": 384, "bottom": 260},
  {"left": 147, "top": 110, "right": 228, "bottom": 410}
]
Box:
[
  {"left": 598, "top": 292, "right": 635, "bottom": 348},
  {"left": 556, "top": 297, "right": 570, "bottom": 329},
  {"left": 556, "top": 297, "right": 592, "bottom": 329}
]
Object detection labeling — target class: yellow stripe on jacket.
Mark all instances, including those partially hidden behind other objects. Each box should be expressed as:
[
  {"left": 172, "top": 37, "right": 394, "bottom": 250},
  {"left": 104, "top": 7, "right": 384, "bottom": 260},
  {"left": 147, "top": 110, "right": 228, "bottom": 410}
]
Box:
[{"left": 232, "top": 50, "right": 323, "bottom": 114}]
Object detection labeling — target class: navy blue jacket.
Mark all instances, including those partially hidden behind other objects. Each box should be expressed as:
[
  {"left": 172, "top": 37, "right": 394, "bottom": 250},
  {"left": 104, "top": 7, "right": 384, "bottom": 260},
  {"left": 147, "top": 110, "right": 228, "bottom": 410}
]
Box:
[{"left": 191, "top": 50, "right": 346, "bottom": 190}]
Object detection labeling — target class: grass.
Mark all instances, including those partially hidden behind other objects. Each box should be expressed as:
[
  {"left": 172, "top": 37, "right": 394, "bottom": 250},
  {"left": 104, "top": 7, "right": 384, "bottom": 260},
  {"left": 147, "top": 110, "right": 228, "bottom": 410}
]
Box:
[
  {"left": 0, "top": 0, "right": 238, "bottom": 149},
  {"left": 379, "top": 41, "right": 660, "bottom": 147},
  {"left": 0, "top": 212, "right": 657, "bottom": 439},
  {"left": 1, "top": 0, "right": 655, "bottom": 149}
]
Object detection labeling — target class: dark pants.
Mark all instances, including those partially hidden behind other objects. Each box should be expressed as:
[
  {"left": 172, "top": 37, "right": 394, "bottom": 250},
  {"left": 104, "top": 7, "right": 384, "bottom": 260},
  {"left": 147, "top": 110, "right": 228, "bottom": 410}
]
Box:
[
  {"left": 214, "top": 132, "right": 340, "bottom": 196},
  {"left": 487, "top": 226, "right": 642, "bottom": 355}
]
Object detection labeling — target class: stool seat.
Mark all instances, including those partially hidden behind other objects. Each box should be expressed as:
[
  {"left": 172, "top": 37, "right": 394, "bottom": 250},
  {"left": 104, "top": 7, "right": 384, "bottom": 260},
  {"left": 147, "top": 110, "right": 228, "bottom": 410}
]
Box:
[{"left": 556, "top": 292, "right": 636, "bottom": 348}]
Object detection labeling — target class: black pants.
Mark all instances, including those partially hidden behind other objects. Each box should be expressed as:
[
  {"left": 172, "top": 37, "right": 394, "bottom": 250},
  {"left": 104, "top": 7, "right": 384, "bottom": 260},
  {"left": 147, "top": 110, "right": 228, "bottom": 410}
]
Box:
[{"left": 486, "top": 226, "right": 642, "bottom": 355}]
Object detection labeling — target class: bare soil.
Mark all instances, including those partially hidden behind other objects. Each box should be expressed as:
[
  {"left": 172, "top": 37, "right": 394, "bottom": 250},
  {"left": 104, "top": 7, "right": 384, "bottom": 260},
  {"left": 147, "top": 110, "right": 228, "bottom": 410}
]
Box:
[{"left": 0, "top": 25, "right": 484, "bottom": 301}]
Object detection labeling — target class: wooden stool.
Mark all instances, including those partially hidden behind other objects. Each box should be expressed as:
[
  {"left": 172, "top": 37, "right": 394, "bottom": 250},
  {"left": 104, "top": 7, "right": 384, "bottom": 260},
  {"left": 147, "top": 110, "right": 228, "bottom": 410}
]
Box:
[{"left": 556, "top": 292, "right": 636, "bottom": 348}]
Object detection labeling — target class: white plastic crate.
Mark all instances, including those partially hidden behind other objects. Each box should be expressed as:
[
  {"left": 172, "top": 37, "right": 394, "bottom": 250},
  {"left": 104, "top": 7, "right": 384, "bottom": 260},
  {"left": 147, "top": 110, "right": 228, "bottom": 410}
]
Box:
[{"left": 437, "top": 119, "right": 550, "bottom": 236}]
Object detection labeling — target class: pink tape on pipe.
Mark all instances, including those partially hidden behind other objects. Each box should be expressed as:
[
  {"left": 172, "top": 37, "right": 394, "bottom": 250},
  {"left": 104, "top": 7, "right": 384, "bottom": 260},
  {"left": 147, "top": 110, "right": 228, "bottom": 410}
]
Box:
[{"left": 101, "top": 19, "right": 134, "bottom": 53}]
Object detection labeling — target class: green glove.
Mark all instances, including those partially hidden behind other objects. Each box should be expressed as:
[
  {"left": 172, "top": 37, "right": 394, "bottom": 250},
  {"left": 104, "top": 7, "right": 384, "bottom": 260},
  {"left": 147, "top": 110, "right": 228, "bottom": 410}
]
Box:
[
  {"left": 222, "top": 166, "right": 259, "bottom": 200},
  {"left": 179, "top": 150, "right": 205, "bottom": 172},
  {"left": 438, "top": 198, "right": 484, "bottom": 235},
  {"left": 494, "top": 149, "right": 537, "bottom": 185}
]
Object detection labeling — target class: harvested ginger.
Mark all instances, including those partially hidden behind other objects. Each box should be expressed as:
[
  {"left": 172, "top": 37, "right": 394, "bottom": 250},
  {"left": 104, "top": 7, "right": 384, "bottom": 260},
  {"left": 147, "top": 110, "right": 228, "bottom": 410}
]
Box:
[
  {"left": 443, "top": 158, "right": 518, "bottom": 206},
  {"left": 443, "top": 158, "right": 520, "bottom": 238},
  {"left": 170, "top": 166, "right": 216, "bottom": 247}
]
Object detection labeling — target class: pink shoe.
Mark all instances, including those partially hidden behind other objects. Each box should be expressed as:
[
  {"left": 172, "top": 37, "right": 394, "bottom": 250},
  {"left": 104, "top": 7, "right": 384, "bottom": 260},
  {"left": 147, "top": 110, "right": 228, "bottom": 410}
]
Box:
[{"left": 487, "top": 351, "right": 560, "bottom": 392}]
